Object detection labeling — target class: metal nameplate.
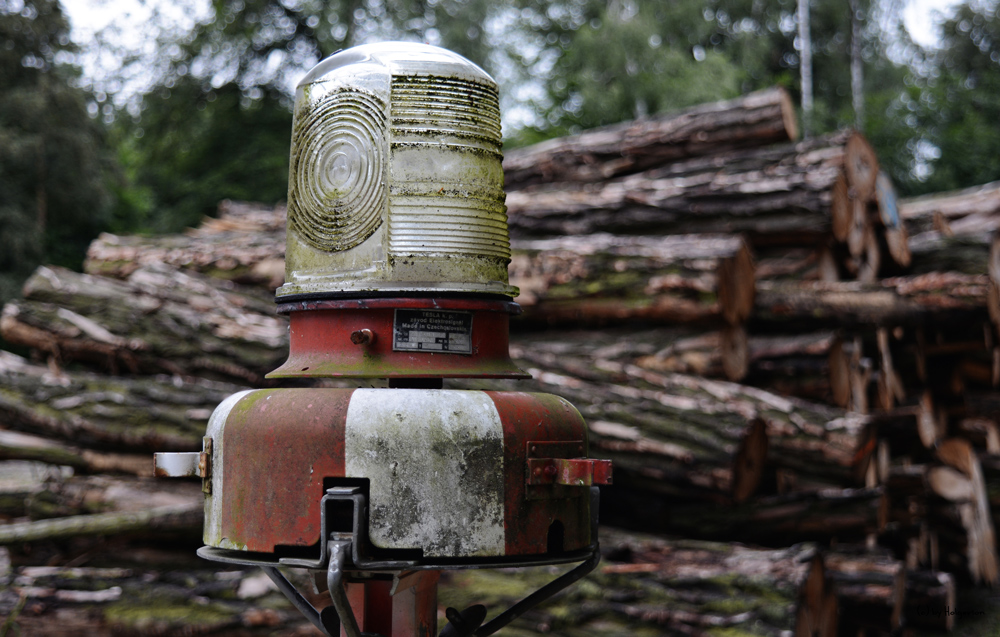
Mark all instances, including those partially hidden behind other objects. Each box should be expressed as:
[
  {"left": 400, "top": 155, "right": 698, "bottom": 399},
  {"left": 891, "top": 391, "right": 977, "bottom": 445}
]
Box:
[{"left": 392, "top": 309, "right": 473, "bottom": 354}]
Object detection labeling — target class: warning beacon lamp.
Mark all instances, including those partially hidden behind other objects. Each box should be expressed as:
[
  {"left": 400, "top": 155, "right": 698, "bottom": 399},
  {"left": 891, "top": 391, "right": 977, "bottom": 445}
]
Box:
[{"left": 155, "top": 42, "right": 611, "bottom": 637}]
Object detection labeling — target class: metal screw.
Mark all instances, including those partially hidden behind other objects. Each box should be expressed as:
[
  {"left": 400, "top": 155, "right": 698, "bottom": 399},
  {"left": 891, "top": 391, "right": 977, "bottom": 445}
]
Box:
[{"left": 350, "top": 329, "right": 375, "bottom": 345}]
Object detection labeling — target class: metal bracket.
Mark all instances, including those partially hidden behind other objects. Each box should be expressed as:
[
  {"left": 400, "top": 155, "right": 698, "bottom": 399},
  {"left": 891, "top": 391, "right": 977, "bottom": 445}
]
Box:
[
  {"left": 253, "top": 486, "right": 603, "bottom": 637},
  {"left": 152, "top": 436, "right": 213, "bottom": 494}
]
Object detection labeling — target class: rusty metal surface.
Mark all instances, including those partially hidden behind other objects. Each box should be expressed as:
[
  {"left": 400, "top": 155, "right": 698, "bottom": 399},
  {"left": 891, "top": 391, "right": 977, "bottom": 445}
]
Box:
[
  {"left": 267, "top": 299, "right": 527, "bottom": 379},
  {"left": 487, "top": 391, "right": 593, "bottom": 555},
  {"left": 218, "top": 389, "right": 354, "bottom": 552},
  {"left": 205, "top": 388, "right": 598, "bottom": 561},
  {"left": 526, "top": 458, "right": 613, "bottom": 486}
]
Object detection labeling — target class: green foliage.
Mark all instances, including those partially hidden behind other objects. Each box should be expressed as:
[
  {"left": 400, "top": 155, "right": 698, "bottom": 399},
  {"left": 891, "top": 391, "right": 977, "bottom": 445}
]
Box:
[
  {"left": 113, "top": 0, "right": 512, "bottom": 231},
  {"left": 0, "top": 0, "right": 113, "bottom": 306},
  {"left": 543, "top": 1, "right": 744, "bottom": 131},
  {"left": 90, "top": 0, "right": 1000, "bottom": 225},
  {"left": 914, "top": 1, "right": 1000, "bottom": 193},
  {"left": 121, "top": 79, "right": 292, "bottom": 232}
]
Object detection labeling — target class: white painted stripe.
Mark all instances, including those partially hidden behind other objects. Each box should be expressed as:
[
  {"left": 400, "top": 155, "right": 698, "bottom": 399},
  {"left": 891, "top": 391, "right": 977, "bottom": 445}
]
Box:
[
  {"left": 346, "top": 389, "right": 505, "bottom": 558},
  {"left": 204, "top": 389, "right": 255, "bottom": 550}
]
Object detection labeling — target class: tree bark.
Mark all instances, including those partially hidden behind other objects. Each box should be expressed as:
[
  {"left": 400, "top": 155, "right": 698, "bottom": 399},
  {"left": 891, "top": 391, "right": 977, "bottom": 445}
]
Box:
[
  {"left": 501, "top": 87, "right": 798, "bottom": 189},
  {"left": 0, "top": 350, "right": 237, "bottom": 452},
  {"left": 825, "top": 549, "right": 905, "bottom": 634},
  {"left": 444, "top": 532, "right": 835, "bottom": 637},
  {"left": 1, "top": 264, "right": 287, "bottom": 385},
  {"left": 753, "top": 273, "right": 991, "bottom": 329},
  {"left": 905, "top": 570, "right": 957, "bottom": 632},
  {"left": 0, "top": 559, "right": 318, "bottom": 636},
  {"left": 505, "top": 131, "right": 875, "bottom": 248},
  {"left": 900, "top": 179, "right": 1000, "bottom": 235},
  {"left": 496, "top": 333, "right": 876, "bottom": 497},
  {"left": 84, "top": 200, "right": 287, "bottom": 290},
  {"left": 599, "top": 485, "right": 883, "bottom": 546},
  {"left": 510, "top": 233, "right": 755, "bottom": 329}
]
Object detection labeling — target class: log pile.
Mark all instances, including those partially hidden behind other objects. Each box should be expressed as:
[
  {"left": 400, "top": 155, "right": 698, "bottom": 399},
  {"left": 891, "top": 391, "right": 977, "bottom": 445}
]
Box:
[
  {"left": 4, "top": 88, "right": 1000, "bottom": 635},
  {"left": 1, "top": 264, "right": 287, "bottom": 384}
]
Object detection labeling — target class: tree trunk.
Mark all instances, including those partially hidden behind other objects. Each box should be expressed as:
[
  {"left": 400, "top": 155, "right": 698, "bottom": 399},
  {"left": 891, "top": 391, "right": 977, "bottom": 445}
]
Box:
[
  {"left": 510, "top": 234, "right": 755, "bottom": 329},
  {"left": 825, "top": 549, "right": 905, "bottom": 634},
  {"left": 798, "top": 0, "right": 813, "bottom": 137},
  {"left": 753, "top": 273, "right": 991, "bottom": 329},
  {"left": 495, "top": 333, "right": 876, "bottom": 497},
  {"left": 443, "top": 532, "right": 835, "bottom": 637},
  {"left": 84, "top": 200, "right": 287, "bottom": 290},
  {"left": 0, "top": 558, "right": 319, "bottom": 636},
  {"left": 0, "top": 350, "right": 236, "bottom": 452},
  {"left": 505, "top": 131, "right": 876, "bottom": 248},
  {"left": 1, "top": 264, "right": 287, "bottom": 385},
  {"left": 599, "top": 485, "right": 883, "bottom": 546},
  {"left": 900, "top": 179, "right": 1000, "bottom": 235},
  {"left": 501, "top": 87, "right": 798, "bottom": 189}
]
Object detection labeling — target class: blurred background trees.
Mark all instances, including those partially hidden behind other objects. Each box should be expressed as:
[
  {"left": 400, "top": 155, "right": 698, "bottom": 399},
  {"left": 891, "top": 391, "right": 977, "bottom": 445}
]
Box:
[{"left": 0, "top": 0, "right": 998, "bottom": 304}]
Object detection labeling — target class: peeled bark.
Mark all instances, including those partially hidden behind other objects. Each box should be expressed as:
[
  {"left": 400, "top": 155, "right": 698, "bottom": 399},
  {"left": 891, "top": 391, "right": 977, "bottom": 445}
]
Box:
[{"left": 502, "top": 87, "right": 798, "bottom": 189}]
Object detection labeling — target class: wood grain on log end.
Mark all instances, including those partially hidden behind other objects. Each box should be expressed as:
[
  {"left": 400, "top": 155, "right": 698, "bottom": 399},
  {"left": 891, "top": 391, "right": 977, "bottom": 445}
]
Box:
[
  {"left": 778, "top": 85, "right": 800, "bottom": 142},
  {"left": 831, "top": 173, "right": 852, "bottom": 242},
  {"left": 829, "top": 336, "right": 851, "bottom": 409},
  {"left": 720, "top": 323, "right": 749, "bottom": 382},
  {"left": 717, "top": 238, "right": 756, "bottom": 325},
  {"left": 732, "top": 417, "right": 767, "bottom": 503},
  {"left": 845, "top": 132, "right": 879, "bottom": 201}
]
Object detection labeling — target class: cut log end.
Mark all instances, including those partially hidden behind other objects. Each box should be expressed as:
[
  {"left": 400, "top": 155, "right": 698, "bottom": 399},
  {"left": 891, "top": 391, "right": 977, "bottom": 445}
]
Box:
[
  {"left": 779, "top": 86, "right": 800, "bottom": 142},
  {"left": 720, "top": 323, "right": 749, "bottom": 382},
  {"left": 831, "top": 173, "right": 852, "bottom": 242},
  {"left": 717, "top": 238, "right": 756, "bottom": 325},
  {"left": 829, "top": 337, "right": 851, "bottom": 409},
  {"left": 732, "top": 417, "right": 768, "bottom": 503},
  {"left": 845, "top": 132, "right": 879, "bottom": 201}
]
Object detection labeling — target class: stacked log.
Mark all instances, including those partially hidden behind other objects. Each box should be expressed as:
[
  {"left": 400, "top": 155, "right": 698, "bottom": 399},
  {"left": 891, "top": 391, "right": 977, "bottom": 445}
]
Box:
[
  {"left": 442, "top": 532, "right": 836, "bottom": 637},
  {"left": 0, "top": 553, "right": 319, "bottom": 636},
  {"left": 1, "top": 264, "right": 287, "bottom": 384},
  {"left": 900, "top": 180, "right": 1000, "bottom": 236},
  {"left": 502, "top": 86, "right": 799, "bottom": 188},
  {"left": 6, "top": 89, "right": 1000, "bottom": 635},
  {"left": 84, "top": 199, "right": 287, "bottom": 289},
  {"left": 505, "top": 130, "right": 902, "bottom": 281}
]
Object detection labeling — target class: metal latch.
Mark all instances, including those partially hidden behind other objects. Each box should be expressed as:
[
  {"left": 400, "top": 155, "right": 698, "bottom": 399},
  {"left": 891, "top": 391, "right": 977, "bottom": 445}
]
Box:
[{"left": 153, "top": 436, "right": 213, "bottom": 493}]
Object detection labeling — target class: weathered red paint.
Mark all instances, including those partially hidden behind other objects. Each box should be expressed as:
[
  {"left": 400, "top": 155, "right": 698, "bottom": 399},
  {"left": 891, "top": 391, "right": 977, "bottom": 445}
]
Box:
[
  {"left": 486, "top": 391, "right": 592, "bottom": 556},
  {"left": 220, "top": 389, "right": 354, "bottom": 552},
  {"left": 267, "top": 298, "right": 528, "bottom": 379},
  {"left": 526, "top": 458, "right": 613, "bottom": 486}
]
